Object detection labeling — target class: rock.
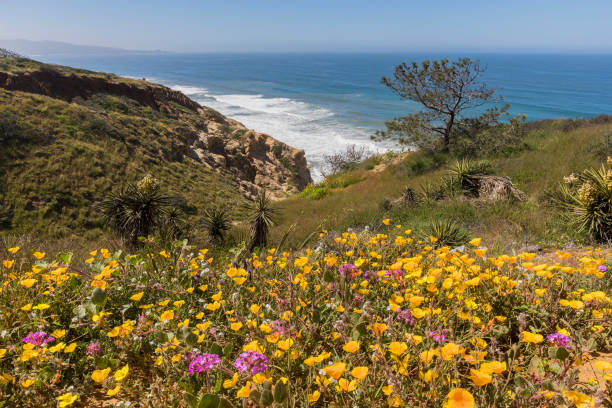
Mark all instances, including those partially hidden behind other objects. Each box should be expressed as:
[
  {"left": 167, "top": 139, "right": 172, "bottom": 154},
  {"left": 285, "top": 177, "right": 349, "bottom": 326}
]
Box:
[{"left": 473, "top": 175, "right": 527, "bottom": 202}]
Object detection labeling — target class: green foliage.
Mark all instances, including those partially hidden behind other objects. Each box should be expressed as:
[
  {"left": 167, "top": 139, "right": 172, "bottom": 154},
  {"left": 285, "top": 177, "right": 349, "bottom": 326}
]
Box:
[
  {"left": 247, "top": 191, "right": 278, "bottom": 251},
  {"left": 99, "top": 175, "right": 182, "bottom": 245},
  {"left": 373, "top": 58, "right": 504, "bottom": 151},
  {"left": 557, "top": 161, "right": 612, "bottom": 242},
  {"left": 446, "top": 159, "right": 494, "bottom": 196},
  {"left": 201, "top": 206, "right": 232, "bottom": 243},
  {"left": 423, "top": 219, "right": 470, "bottom": 247}
]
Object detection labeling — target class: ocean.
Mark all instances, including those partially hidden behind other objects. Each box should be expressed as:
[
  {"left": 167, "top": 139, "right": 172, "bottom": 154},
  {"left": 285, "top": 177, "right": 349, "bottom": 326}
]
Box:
[{"left": 37, "top": 53, "right": 612, "bottom": 179}]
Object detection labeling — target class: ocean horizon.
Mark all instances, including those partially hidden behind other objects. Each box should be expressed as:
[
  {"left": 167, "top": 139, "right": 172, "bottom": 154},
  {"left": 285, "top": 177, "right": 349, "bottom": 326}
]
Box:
[{"left": 37, "top": 52, "right": 612, "bottom": 179}]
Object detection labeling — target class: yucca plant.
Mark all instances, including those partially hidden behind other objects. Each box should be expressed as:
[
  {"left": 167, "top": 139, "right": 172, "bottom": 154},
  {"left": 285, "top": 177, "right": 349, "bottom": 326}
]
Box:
[
  {"left": 447, "top": 159, "right": 494, "bottom": 196},
  {"left": 247, "top": 191, "right": 278, "bottom": 251},
  {"left": 100, "top": 174, "right": 179, "bottom": 245},
  {"left": 423, "top": 219, "right": 470, "bottom": 247},
  {"left": 557, "top": 160, "right": 612, "bottom": 242},
  {"left": 201, "top": 206, "right": 231, "bottom": 243}
]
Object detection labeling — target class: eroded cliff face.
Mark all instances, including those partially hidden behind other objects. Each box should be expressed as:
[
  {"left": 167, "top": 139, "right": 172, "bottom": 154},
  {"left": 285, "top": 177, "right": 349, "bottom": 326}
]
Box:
[{"left": 0, "top": 62, "right": 312, "bottom": 199}]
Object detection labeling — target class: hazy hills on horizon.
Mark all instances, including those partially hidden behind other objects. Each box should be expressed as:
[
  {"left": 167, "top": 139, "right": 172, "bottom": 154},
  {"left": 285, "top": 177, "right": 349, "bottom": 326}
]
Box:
[{"left": 0, "top": 38, "right": 169, "bottom": 57}]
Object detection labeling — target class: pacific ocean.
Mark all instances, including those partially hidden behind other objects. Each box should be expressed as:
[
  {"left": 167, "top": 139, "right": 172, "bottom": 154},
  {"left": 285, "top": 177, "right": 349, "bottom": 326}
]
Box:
[{"left": 37, "top": 52, "right": 612, "bottom": 179}]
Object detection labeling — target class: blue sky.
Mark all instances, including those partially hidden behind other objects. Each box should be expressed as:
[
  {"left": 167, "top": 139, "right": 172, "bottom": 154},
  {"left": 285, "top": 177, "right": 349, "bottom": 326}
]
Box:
[{"left": 2, "top": 0, "right": 612, "bottom": 53}]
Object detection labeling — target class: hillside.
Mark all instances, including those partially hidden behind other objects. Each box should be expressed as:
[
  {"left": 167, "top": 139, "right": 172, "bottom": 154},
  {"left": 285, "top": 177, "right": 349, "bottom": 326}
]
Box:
[
  {"left": 269, "top": 117, "right": 611, "bottom": 251},
  {"left": 0, "top": 56, "right": 312, "bottom": 239}
]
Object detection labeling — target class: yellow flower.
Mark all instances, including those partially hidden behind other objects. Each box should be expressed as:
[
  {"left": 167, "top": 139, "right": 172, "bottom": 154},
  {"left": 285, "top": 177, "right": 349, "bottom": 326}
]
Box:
[
  {"left": 250, "top": 304, "right": 261, "bottom": 314},
  {"left": 8, "top": 246, "right": 20, "bottom": 254},
  {"left": 480, "top": 361, "right": 506, "bottom": 374},
  {"left": 130, "top": 292, "right": 144, "bottom": 301},
  {"left": 3, "top": 260, "right": 14, "bottom": 269},
  {"left": 337, "top": 377, "right": 358, "bottom": 392},
  {"left": 520, "top": 331, "right": 543, "bottom": 344},
  {"left": 114, "top": 364, "right": 129, "bottom": 382},
  {"left": 236, "top": 381, "right": 251, "bottom": 398},
  {"left": 419, "top": 349, "right": 439, "bottom": 365},
  {"left": 562, "top": 390, "right": 593, "bottom": 408},
  {"left": 223, "top": 373, "right": 238, "bottom": 389},
  {"left": 323, "top": 362, "right": 346, "bottom": 380},
  {"left": 389, "top": 341, "right": 408, "bottom": 356},
  {"left": 308, "top": 390, "right": 321, "bottom": 402},
  {"left": 372, "top": 322, "right": 387, "bottom": 336},
  {"left": 230, "top": 322, "right": 243, "bottom": 331},
  {"left": 160, "top": 310, "right": 174, "bottom": 321},
  {"left": 32, "top": 303, "right": 50, "bottom": 311},
  {"left": 64, "top": 343, "right": 77, "bottom": 353},
  {"left": 593, "top": 360, "right": 612, "bottom": 371},
  {"left": 33, "top": 252, "right": 45, "bottom": 260},
  {"left": 440, "top": 343, "right": 461, "bottom": 360},
  {"left": 446, "top": 388, "right": 475, "bottom": 408},
  {"left": 468, "top": 238, "right": 482, "bottom": 246},
  {"left": 107, "top": 327, "right": 120, "bottom": 337},
  {"left": 19, "top": 278, "right": 37, "bottom": 288},
  {"left": 20, "top": 378, "right": 34, "bottom": 388},
  {"left": 343, "top": 340, "right": 360, "bottom": 353},
  {"left": 382, "top": 218, "right": 391, "bottom": 226},
  {"left": 351, "top": 366, "right": 368, "bottom": 380},
  {"left": 107, "top": 384, "right": 121, "bottom": 396},
  {"left": 470, "top": 369, "right": 492, "bottom": 386},
  {"left": 51, "top": 329, "right": 66, "bottom": 339},
  {"left": 277, "top": 338, "right": 294, "bottom": 351},
  {"left": 91, "top": 367, "right": 111, "bottom": 384},
  {"left": 56, "top": 392, "right": 78, "bottom": 407},
  {"left": 0, "top": 349, "right": 5, "bottom": 358}
]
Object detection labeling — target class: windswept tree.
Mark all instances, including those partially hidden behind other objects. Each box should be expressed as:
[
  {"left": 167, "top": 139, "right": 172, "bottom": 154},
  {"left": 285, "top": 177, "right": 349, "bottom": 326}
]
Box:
[{"left": 373, "top": 58, "right": 508, "bottom": 151}]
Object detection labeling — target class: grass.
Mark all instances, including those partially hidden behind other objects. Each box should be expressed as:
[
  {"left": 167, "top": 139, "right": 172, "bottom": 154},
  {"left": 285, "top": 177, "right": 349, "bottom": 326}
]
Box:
[{"left": 266, "top": 120, "right": 611, "bottom": 251}]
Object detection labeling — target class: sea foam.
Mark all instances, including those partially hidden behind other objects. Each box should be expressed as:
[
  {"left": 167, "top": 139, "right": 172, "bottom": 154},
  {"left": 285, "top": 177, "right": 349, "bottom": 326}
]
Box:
[{"left": 170, "top": 84, "right": 384, "bottom": 180}]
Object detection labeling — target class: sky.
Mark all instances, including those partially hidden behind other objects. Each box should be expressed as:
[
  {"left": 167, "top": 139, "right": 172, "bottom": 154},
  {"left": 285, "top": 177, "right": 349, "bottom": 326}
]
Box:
[{"left": 2, "top": 0, "right": 612, "bottom": 53}]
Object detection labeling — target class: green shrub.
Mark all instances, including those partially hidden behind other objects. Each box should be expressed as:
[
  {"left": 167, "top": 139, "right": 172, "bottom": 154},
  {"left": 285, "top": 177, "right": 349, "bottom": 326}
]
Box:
[
  {"left": 422, "top": 219, "right": 470, "bottom": 247},
  {"left": 446, "top": 159, "right": 494, "bottom": 196},
  {"left": 557, "top": 159, "right": 612, "bottom": 242}
]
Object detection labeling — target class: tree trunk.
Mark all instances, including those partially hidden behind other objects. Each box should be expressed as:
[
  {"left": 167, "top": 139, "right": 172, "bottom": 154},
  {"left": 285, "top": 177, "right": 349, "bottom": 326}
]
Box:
[{"left": 443, "top": 112, "right": 455, "bottom": 149}]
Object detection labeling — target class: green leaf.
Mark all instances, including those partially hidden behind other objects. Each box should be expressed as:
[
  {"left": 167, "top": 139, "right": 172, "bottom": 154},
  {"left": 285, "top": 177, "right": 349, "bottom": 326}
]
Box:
[
  {"left": 91, "top": 288, "right": 107, "bottom": 307},
  {"left": 249, "top": 390, "right": 261, "bottom": 405},
  {"left": 223, "top": 344, "right": 232, "bottom": 358},
  {"left": 213, "top": 373, "right": 223, "bottom": 393},
  {"left": 312, "top": 307, "right": 321, "bottom": 323},
  {"left": 73, "top": 305, "right": 86, "bottom": 319},
  {"left": 528, "top": 356, "right": 545, "bottom": 378},
  {"left": 273, "top": 380, "right": 288, "bottom": 403},
  {"left": 198, "top": 394, "right": 220, "bottom": 408},
  {"left": 555, "top": 347, "right": 570, "bottom": 361},
  {"left": 57, "top": 252, "right": 73, "bottom": 264},
  {"left": 324, "top": 270, "right": 335, "bottom": 282},
  {"left": 209, "top": 343, "right": 222, "bottom": 356},
  {"left": 218, "top": 397, "right": 235, "bottom": 408},
  {"left": 184, "top": 392, "right": 199, "bottom": 408},
  {"left": 260, "top": 389, "right": 274, "bottom": 407}
]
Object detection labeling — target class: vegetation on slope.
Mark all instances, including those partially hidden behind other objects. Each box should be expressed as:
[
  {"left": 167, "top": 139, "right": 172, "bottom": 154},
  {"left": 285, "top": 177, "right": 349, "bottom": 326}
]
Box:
[
  {"left": 268, "top": 118, "right": 612, "bottom": 252},
  {"left": 0, "top": 228, "right": 610, "bottom": 407},
  {"left": 0, "top": 57, "right": 310, "bottom": 242}
]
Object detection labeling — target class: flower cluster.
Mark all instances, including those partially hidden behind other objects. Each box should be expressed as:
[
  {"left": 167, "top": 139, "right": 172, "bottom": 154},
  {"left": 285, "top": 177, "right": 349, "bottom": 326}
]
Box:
[{"left": 188, "top": 353, "right": 221, "bottom": 374}]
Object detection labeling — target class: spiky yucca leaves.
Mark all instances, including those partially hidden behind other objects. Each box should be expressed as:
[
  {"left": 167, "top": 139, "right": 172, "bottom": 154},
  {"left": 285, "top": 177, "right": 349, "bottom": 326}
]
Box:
[
  {"left": 201, "top": 206, "right": 231, "bottom": 243},
  {"left": 447, "top": 159, "right": 494, "bottom": 196},
  {"left": 100, "top": 175, "right": 179, "bottom": 245},
  {"left": 558, "top": 162, "right": 612, "bottom": 242},
  {"left": 247, "top": 191, "right": 278, "bottom": 252},
  {"left": 424, "top": 219, "right": 470, "bottom": 247}
]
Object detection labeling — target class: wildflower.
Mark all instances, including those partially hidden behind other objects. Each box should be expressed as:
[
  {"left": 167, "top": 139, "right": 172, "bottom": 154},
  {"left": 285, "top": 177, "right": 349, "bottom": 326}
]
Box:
[
  {"left": 130, "top": 292, "right": 144, "bottom": 301},
  {"left": 480, "top": 361, "right": 506, "bottom": 374},
  {"left": 56, "top": 392, "right": 78, "bottom": 407},
  {"left": 223, "top": 373, "right": 239, "bottom": 388},
  {"left": 339, "top": 263, "right": 358, "bottom": 278},
  {"left": 323, "top": 362, "right": 346, "bottom": 380},
  {"left": 91, "top": 367, "right": 111, "bottom": 384},
  {"left": 597, "top": 264, "right": 608, "bottom": 272},
  {"left": 351, "top": 366, "right": 368, "bottom": 380},
  {"left": 427, "top": 326, "right": 448, "bottom": 343},
  {"left": 22, "top": 331, "right": 54, "bottom": 346},
  {"left": 114, "top": 364, "right": 129, "bottom": 381},
  {"left": 397, "top": 309, "right": 416, "bottom": 325},
  {"left": 470, "top": 369, "right": 492, "bottom": 386},
  {"left": 33, "top": 251, "right": 45, "bottom": 260},
  {"left": 446, "top": 388, "right": 475, "bottom": 408},
  {"left": 337, "top": 378, "right": 358, "bottom": 392},
  {"left": 160, "top": 310, "right": 174, "bottom": 321},
  {"left": 343, "top": 340, "right": 360, "bottom": 353},
  {"left": 233, "top": 351, "right": 269, "bottom": 375},
  {"left": 520, "top": 331, "right": 543, "bottom": 344},
  {"left": 107, "top": 385, "right": 120, "bottom": 396},
  {"left": 86, "top": 342, "right": 101, "bottom": 357},
  {"left": 562, "top": 390, "right": 593, "bottom": 408},
  {"left": 547, "top": 332, "right": 572, "bottom": 348},
  {"left": 189, "top": 354, "right": 221, "bottom": 374}
]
